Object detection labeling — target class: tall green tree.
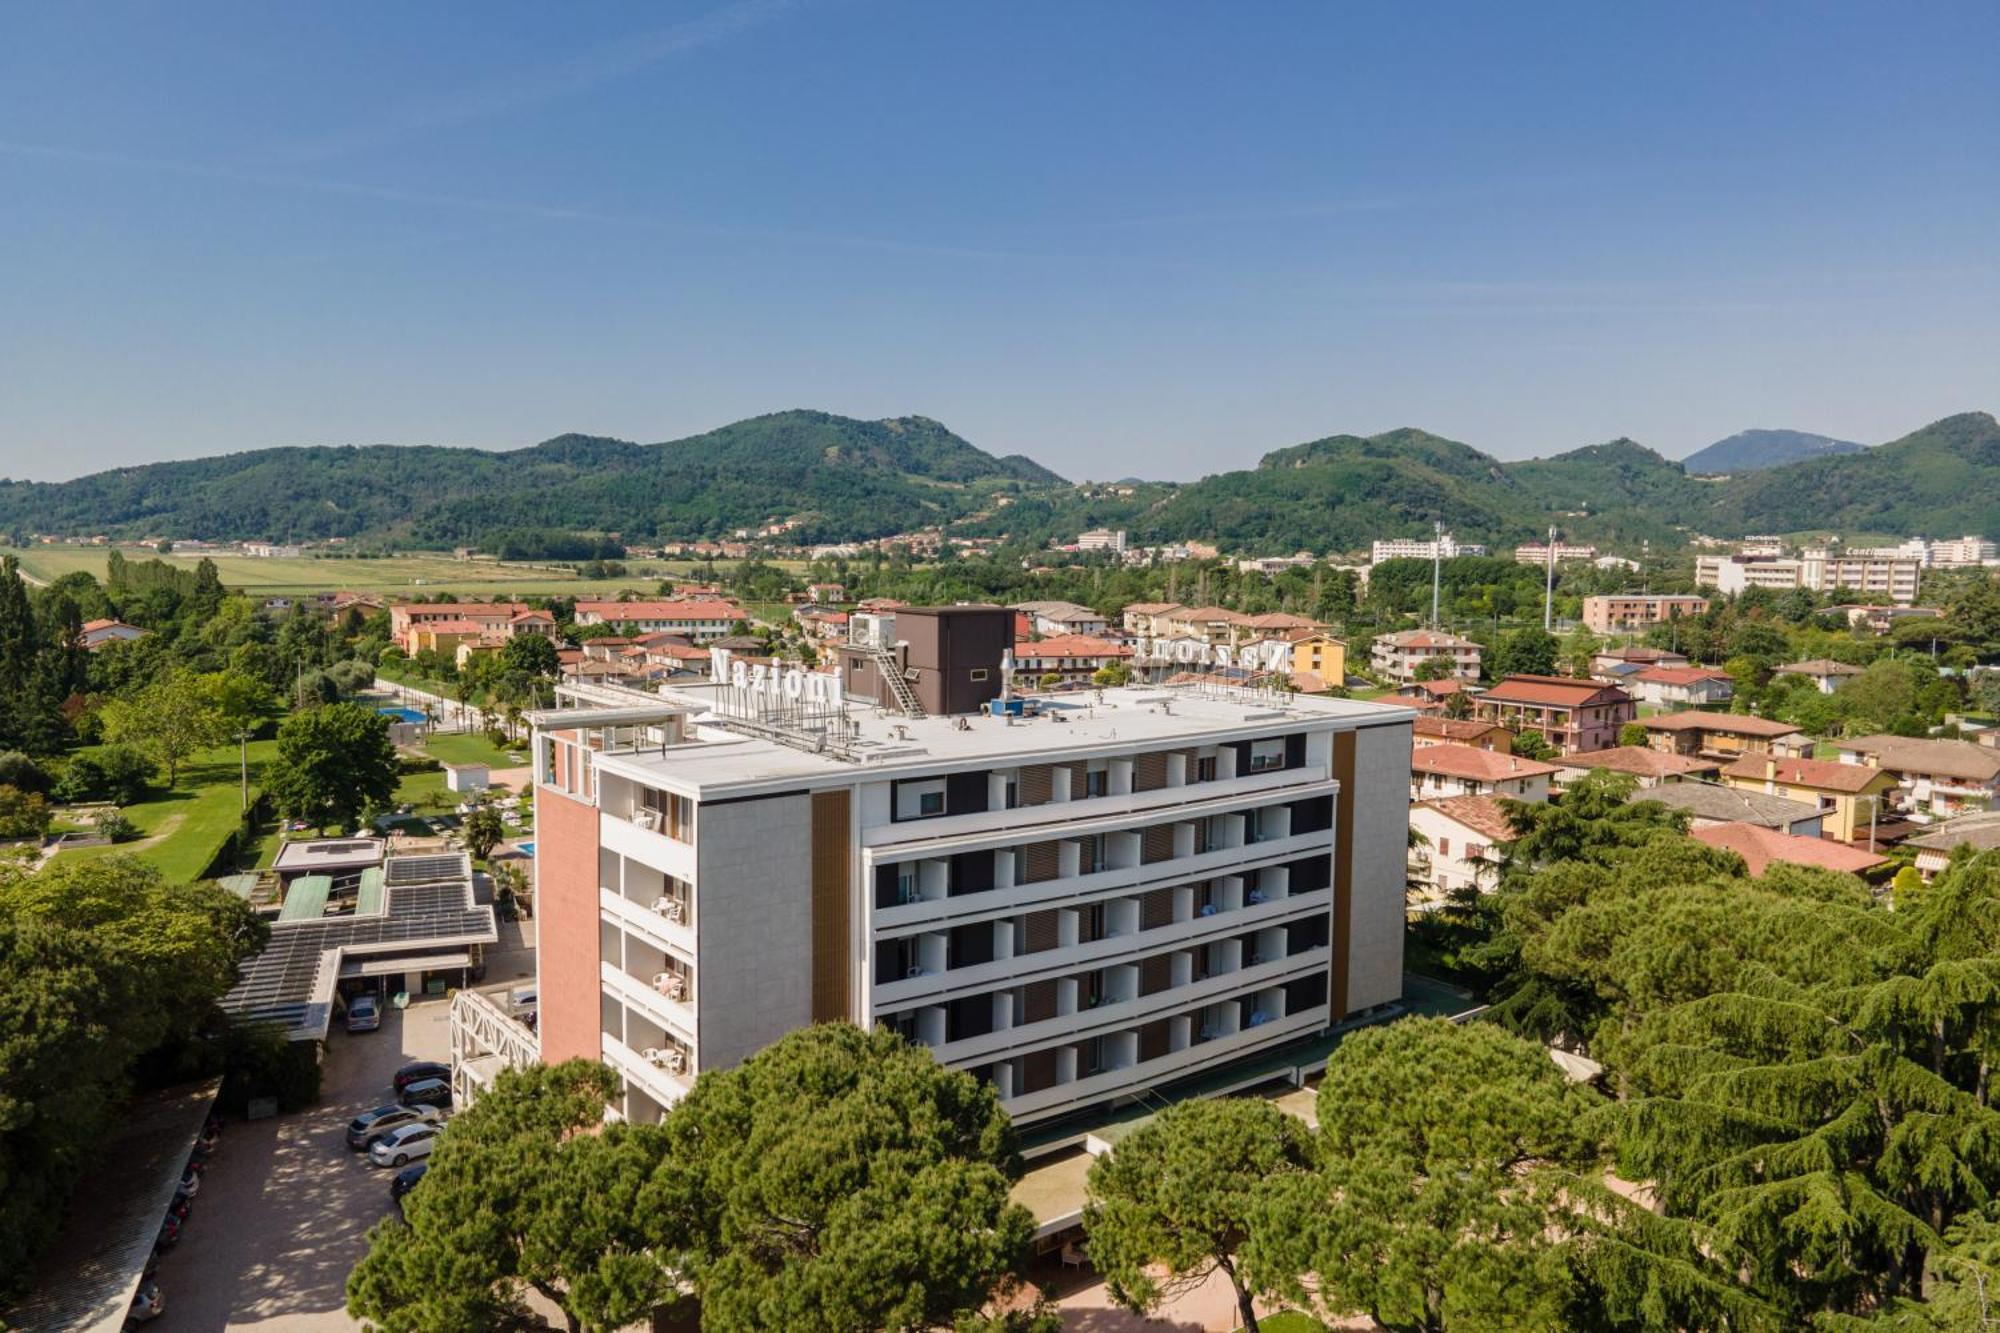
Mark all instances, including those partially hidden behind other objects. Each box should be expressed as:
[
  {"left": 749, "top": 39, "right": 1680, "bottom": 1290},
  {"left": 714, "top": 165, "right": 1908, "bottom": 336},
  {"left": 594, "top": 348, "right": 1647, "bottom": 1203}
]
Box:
[
  {"left": 1252, "top": 1018, "right": 1599, "bottom": 1332},
  {"left": 264, "top": 701, "right": 399, "bottom": 832},
  {"left": 1489, "top": 626, "right": 1558, "bottom": 679},
  {"left": 653, "top": 1023, "right": 1037, "bottom": 1333},
  {"left": 1083, "top": 1097, "right": 1312, "bottom": 1332},
  {"left": 98, "top": 667, "right": 227, "bottom": 787},
  {"left": 348, "top": 1061, "right": 677, "bottom": 1333}
]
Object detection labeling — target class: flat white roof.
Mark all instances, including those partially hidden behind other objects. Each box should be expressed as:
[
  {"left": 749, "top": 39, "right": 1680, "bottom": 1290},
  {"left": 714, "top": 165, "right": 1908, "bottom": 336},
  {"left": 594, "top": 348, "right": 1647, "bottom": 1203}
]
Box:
[
  {"left": 594, "top": 684, "right": 1415, "bottom": 797},
  {"left": 272, "top": 837, "right": 386, "bottom": 872}
]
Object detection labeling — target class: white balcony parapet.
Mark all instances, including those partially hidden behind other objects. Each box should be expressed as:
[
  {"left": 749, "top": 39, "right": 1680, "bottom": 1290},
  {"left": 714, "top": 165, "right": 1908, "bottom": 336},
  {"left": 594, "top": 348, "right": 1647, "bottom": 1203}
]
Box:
[{"left": 602, "top": 961, "right": 697, "bottom": 1045}]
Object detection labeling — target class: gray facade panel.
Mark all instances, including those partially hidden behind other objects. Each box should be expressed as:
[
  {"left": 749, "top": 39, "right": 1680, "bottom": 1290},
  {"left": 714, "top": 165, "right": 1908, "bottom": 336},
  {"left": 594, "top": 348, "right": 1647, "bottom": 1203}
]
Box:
[
  {"left": 1344, "top": 722, "right": 1413, "bottom": 1011},
  {"left": 695, "top": 793, "right": 814, "bottom": 1071}
]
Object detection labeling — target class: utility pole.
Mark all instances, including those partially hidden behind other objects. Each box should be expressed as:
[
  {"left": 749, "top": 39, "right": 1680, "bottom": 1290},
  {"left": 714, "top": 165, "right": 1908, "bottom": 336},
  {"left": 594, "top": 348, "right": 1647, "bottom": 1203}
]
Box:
[
  {"left": 1544, "top": 525, "right": 1557, "bottom": 631},
  {"left": 1430, "top": 520, "right": 1443, "bottom": 629}
]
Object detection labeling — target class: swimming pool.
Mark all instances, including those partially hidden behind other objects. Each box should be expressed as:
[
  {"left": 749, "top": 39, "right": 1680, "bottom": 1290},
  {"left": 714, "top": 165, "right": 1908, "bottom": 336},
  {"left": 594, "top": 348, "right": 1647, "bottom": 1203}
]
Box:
[
  {"left": 515, "top": 841, "right": 536, "bottom": 857},
  {"left": 377, "top": 706, "right": 427, "bottom": 724}
]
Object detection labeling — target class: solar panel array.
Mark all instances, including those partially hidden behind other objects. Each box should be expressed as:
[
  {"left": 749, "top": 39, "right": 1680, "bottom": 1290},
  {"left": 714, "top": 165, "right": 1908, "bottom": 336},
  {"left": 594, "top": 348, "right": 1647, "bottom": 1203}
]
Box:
[{"left": 221, "top": 855, "right": 493, "bottom": 1036}]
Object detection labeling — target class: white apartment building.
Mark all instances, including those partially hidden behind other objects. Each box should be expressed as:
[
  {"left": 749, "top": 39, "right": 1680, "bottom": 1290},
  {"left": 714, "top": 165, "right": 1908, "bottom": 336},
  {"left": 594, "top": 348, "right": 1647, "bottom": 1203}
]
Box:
[
  {"left": 1695, "top": 553, "right": 1922, "bottom": 605},
  {"left": 1370, "top": 534, "right": 1484, "bottom": 564},
  {"left": 529, "top": 665, "right": 1413, "bottom": 1128},
  {"left": 1514, "top": 542, "right": 1597, "bottom": 565},
  {"left": 571, "top": 599, "right": 744, "bottom": 640},
  {"left": 1370, "top": 629, "right": 1483, "bottom": 684},
  {"left": 1927, "top": 536, "right": 1996, "bottom": 568},
  {"left": 1075, "top": 529, "right": 1129, "bottom": 553}
]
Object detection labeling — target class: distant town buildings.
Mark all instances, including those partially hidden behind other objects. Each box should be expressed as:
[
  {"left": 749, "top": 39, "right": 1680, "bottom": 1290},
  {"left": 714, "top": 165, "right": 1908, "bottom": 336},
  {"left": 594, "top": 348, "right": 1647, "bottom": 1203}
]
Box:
[
  {"left": 1513, "top": 541, "right": 1597, "bottom": 566},
  {"left": 1369, "top": 533, "right": 1484, "bottom": 564},
  {"left": 1073, "top": 528, "right": 1128, "bottom": 553},
  {"left": 1695, "top": 549, "right": 1923, "bottom": 605},
  {"left": 1370, "top": 629, "right": 1482, "bottom": 685},
  {"left": 1581, "top": 594, "right": 1709, "bottom": 634}
]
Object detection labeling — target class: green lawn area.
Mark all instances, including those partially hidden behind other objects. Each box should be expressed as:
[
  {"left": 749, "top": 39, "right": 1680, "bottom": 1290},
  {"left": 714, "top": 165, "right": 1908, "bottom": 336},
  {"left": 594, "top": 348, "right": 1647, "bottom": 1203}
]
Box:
[
  {"left": 419, "top": 731, "right": 528, "bottom": 769},
  {"left": 59, "top": 738, "right": 279, "bottom": 882},
  {"left": 1241, "top": 1313, "right": 1322, "bottom": 1332}
]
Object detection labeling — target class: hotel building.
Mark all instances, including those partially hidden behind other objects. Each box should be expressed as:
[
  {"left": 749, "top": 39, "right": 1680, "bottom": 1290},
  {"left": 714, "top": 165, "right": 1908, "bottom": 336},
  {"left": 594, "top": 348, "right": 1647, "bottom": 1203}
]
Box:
[{"left": 528, "top": 606, "right": 1413, "bottom": 1128}]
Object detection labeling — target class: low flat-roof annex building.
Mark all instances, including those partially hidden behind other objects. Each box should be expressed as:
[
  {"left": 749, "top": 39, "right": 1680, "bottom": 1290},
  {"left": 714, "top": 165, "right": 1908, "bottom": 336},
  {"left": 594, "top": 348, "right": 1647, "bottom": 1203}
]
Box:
[{"left": 529, "top": 663, "right": 1415, "bottom": 1128}]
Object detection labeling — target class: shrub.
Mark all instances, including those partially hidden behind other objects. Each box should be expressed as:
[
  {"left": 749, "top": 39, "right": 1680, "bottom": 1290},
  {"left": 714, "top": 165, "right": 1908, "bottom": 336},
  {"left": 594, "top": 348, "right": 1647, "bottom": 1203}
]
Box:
[
  {"left": 95, "top": 810, "right": 139, "bottom": 843},
  {"left": 0, "top": 752, "right": 50, "bottom": 795},
  {"left": 0, "top": 785, "right": 51, "bottom": 839}
]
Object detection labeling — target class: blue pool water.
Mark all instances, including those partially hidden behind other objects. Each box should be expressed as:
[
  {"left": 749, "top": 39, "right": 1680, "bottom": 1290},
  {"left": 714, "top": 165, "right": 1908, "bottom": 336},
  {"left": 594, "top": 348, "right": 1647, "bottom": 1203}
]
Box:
[
  {"left": 515, "top": 841, "right": 536, "bottom": 857},
  {"left": 377, "top": 706, "right": 427, "bottom": 724}
]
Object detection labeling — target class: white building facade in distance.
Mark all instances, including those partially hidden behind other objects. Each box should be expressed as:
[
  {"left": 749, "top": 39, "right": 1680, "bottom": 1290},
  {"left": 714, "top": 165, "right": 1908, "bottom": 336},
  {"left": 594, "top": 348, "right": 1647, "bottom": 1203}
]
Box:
[
  {"left": 528, "top": 664, "right": 1415, "bottom": 1129},
  {"left": 1370, "top": 533, "right": 1484, "bottom": 564}
]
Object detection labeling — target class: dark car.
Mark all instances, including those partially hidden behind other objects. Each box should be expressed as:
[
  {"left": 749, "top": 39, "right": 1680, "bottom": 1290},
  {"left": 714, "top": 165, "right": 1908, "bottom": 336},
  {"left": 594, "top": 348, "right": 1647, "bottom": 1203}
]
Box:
[
  {"left": 390, "top": 1161, "right": 428, "bottom": 1203},
  {"left": 392, "top": 1061, "right": 449, "bottom": 1094},
  {"left": 398, "top": 1077, "right": 453, "bottom": 1111}
]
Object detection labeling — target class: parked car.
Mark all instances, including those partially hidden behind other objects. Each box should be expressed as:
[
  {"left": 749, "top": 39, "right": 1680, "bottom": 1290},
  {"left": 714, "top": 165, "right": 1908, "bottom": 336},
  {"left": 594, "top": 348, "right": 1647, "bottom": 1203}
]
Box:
[
  {"left": 368, "top": 1122, "right": 441, "bottom": 1168},
  {"left": 392, "top": 1061, "right": 449, "bottom": 1093},
  {"left": 347, "top": 1104, "right": 444, "bottom": 1151},
  {"left": 345, "top": 994, "right": 381, "bottom": 1034},
  {"left": 390, "top": 1161, "right": 428, "bottom": 1203},
  {"left": 398, "top": 1077, "right": 452, "bottom": 1111},
  {"left": 127, "top": 1279, "right": 164, "bottom": 1324}
]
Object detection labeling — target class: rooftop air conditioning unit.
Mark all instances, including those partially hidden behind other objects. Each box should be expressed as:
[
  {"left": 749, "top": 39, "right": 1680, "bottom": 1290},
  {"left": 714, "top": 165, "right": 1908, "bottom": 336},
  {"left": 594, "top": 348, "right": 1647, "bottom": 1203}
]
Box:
[{"left": 653, "top": 972, "right": 687, "bottom": 1002}]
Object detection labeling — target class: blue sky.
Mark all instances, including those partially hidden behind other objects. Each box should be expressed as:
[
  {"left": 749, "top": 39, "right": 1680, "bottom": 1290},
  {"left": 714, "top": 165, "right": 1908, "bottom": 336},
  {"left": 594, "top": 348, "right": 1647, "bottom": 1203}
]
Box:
[{"left": 1, "top": 2, "right": 1995, "bottom": 482}]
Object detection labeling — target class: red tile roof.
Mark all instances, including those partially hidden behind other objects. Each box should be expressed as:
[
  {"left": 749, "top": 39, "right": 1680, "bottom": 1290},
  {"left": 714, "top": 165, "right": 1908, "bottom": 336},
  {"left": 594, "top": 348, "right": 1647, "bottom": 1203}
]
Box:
[
  {"left": 1632, "top": 666, "right": 1732, "bottom": 685},
  {"left": 1564, "top": 746, "right": 1719, "bottom": 780},
  {"left": 1690, "top": 822, "right": 1890, "bottom": 876},
  {"left": 573, "top": 599, "right": 741, "bottom": 621},
  {"left": 1721, "top": 754, "right": 1895, "bottom": 793},
  {"left": 1379, "top": 629, "right": 1480, "bottom": 649},
  {"left": 1642, "top": 710, "right": 1801, "bottom": 738},
  {"left": 1479, "top": 674, "right": 1631, "bottom": 708},
  {"left": 1419, "top": 794, "right": 1522, "bottom": 843},
  {"left": 1012, "top": 634, "right": 1132, "bottom": 660},
  {"left": 1412, "top": 744, "right": 1562, "bottom": 782},
  {"left": 1413, "top": 716, "right": 1511, "bottom": 743}
]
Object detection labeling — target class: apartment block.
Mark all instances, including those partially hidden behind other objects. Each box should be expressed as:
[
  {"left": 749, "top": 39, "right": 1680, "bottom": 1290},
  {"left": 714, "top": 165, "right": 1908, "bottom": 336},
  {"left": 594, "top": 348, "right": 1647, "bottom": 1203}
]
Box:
[
  {"left": 1581, "top": 593, "right": 1709, "bottom": 634},
  {"left": 1370, "top": 629, "right": 1482, "bottom": 684},
  {"left": 1695, "top": 553, "right": 1922, "bottom": 605},
  {"left": 528, "top": 617, "right": 1414, "bottom": 1128},
  {"left": 1514, "top": 542, "right": 1597, "bottom": 566},
  {"left": 1369, "top": 534, "right": 1484, "bottom": 564}
]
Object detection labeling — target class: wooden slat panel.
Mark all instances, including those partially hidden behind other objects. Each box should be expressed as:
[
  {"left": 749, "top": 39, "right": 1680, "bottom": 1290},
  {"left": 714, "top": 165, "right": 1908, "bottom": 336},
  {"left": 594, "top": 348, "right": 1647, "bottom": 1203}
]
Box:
[
  {"left": 1133, "top": 750, "right": 1169, "bottom": 793},
  {"left": 1138, "top": 1018, "right": 1171, "bottom": 1062},
  {"left": 1021, "top": 840, "right": 1060, "bottom": 884},
  {"left": 1021, "top": 1047, "right": 1058, "bottom": 1094},
  {"left": 1022, "top": 979, "right": 1058, "bottom": 1022},
  {"left": 1139, "top": 823, "right": 1175, "bottom": 865},
  {"left": 1139, "top": 953, "right": 1172, "bottom": 996},
  {"left": 1140, "top": 887, "right": 1176, "bottom": 929},
  {"left": 1020, "top": 764, "right": 1053, "bottom": 806},
  {"left": 1022, "top": 909, "right": 1060, "bottom": 954},
  {"left": 810, "top": 789, "right": 852, "bottom": 1022}
]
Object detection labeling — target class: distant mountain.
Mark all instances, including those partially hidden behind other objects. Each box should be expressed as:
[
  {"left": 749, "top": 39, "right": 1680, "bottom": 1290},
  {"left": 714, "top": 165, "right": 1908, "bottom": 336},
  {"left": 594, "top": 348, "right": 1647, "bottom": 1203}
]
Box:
[
  {"left": 6, "top": 408, "right": 1995, "bottom": 556},
  {"left": 1708, "top": 412, "right": 2000, "bottom": 537},
  {"left": 0, "top": 411, "right": 1065, "bottom": 547},
  {"left": 1681, "top": 428, "right": 1866, "bottom": 474}
]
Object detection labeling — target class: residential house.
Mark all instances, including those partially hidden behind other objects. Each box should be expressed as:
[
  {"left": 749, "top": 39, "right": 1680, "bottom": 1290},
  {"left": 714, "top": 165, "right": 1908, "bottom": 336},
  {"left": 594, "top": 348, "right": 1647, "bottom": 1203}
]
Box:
[
  {"left": 1160, "top": 606, "right": 1251, "bottom": 646},
  {"left": 807, "top": 583, "right": 847, "bottom": 603},
  {"left": 1120, "top": 602, "right": 1184, "bottom": 637},
  {"left": 1905, "top": 811, "right": 2000, "bottom": 879},
  {"left": 1411, "top": 717, "right": 1513, "bottom": 753},
  {"left": 1556, "top": 747, "right": 1720, "bottom": 787},
  {"left": 1471, "top": 675, "right": 1636, "bottom": 756},
  {"left": 1636, "top": 781, "right": 1825, "bottom": 836},
  {"left": 1581, "top": 594, "right": 1709, "bottom": 634},
  {"left": 1640, "top": 711, "right": 1808, "bottom": 763},
  {"left": 1010, "top": 635, "right": 1134, "bottom": 686},
  {"left": 1012, "top": 600, "right": 1110, "bottom": 638},
  {"left": 1370, "top": 629, "right": 1482, "bottom": 684},
  {"left": 1409, "top": 796, "right": 1518, "bottom": 908},
  {"left": 1719, "top": 754, "right": 1900, "bottom": 844},
  {"left": 1689, "top": 823, "right": 1890, "bottom": 878},
  {"left": 1590, "top": 646, "right": 1690, "bottom": 684},
  {"left": 1833, "top": 734, "right": 2000, "bottom": 819},
  {"left": 1837, "top": 604, "right": 1945, "bottom": 635},
  {"left": 1392, "top": 678, "right": 1486, "bottom": 711},
  {"left": 572, "top": 600, "right": 743, "bottom": 641},
  {"left": 1239, "top": 612, "right": 1326, "bottom": 638},
  {"left": 391, "top": 601, "right": 537, "bottom": 653},
  {"left": 1626, "top": 665, "right": 1734, "bottom": 710},
  {"left": 78, "top": 618, "right": 148, "bottom": 651},
  {"left": 1281, "top": 632, "right": 1348, "bottom": 688},
  {"left": 1773, "top": 659, "right": 1864, "bottom": 694},
  {"left": 1411, "top": 745, "right": 1560, "bottom": 802}
]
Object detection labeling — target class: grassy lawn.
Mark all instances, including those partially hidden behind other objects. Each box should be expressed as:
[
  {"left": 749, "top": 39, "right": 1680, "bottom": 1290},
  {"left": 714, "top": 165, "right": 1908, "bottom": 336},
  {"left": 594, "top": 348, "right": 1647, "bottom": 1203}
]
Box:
[
  {"left": 4, "top": 545, "right": 804, "bottom": 598},
  {"left": 59, "top": 738, "right": 279, "bottom": 882},
  {"left": 1241, "top": 1314, "right": 1323, "bottom": 1332},
  {"left": 420, "top": 732, "right": 527, "bottom": 769}
]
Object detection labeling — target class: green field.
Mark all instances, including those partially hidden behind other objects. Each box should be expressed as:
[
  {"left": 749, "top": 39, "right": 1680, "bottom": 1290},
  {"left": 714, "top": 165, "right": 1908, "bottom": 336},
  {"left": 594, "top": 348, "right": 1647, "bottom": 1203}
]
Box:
[
  {"left": 420, "top": 732, "right": 529, "bottom": 769},
  {"left": 3, "top": 545, "right": 807, "bottom": 598},
  {"left": 59, "top": 738, "right": 278, "bottom": 882}
]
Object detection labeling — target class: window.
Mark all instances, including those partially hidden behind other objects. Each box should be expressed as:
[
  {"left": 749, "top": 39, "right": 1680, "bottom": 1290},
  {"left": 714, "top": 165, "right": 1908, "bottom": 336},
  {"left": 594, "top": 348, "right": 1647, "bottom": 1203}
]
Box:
[
  {"left": 895, "top": 779, "right": 948, "bottom": 821},
  {"left": 896, "top": 864, "right": 919, "bottom": 905},
  {"left": 1437, "top": 836, "right": 1451, "bottom": 856},
  {"left": 1195, "top": 755, "right": 1218, "bottom": 783},
  {"left": 641, "top": 789, "right": 695, "bottom": 842},
  {"left": 1003, "top": 777, "right": 1019, "bottom": 810},
  {"left": 1249, "top": 738, "right": 1286, "bottom": 771},
  {"left": 969, "top": 668, "right": 989, "bottom": 682},
  {"left": 1082, "top": 834, "right": 1107, "bottom": 874},
  {"left": 1085, "top": 768, "right": 1108, "bottom": 798}
]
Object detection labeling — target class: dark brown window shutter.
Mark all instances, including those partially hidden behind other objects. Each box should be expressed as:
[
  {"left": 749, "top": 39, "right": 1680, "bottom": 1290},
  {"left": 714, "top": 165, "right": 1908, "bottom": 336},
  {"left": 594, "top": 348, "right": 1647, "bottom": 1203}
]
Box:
[{"left": 1140, "top": 823, "right": 1175, "bottom": 865}]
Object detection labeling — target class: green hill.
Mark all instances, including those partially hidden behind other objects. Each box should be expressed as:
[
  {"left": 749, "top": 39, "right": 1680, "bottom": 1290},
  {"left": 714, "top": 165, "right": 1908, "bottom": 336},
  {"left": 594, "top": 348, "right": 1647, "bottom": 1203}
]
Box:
[
  {"left": 0, "top": 411, "right": 1066, "bottom": 547},
  {"left": 1708, "top": 412, "right": 2000, "bottom": 537},
  {"left": 1681, "top": 428, "right": 1867, "bottom": 474}
]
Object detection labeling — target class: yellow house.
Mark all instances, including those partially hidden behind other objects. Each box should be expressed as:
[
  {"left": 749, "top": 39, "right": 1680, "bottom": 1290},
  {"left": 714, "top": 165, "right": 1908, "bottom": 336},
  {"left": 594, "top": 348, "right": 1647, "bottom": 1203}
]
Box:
[
  {"left": 1287, "top": 633, "right": 1348, "bottom": 685},
  {"left": 1719, "top": 754, "right": 1900, "bottom": 843}
]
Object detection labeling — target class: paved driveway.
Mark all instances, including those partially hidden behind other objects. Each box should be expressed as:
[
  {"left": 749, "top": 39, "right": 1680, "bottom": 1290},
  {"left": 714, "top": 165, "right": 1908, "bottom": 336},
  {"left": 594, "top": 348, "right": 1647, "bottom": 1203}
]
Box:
[{"left": 168, "top": 1002, "right": 452, "bottom": 1330}]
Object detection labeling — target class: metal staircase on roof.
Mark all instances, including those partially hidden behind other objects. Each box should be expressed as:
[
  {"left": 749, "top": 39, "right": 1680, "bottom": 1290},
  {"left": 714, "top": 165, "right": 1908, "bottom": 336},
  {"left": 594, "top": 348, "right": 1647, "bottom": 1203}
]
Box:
[{"left": 866, "top": 645, "right": 926, "bottom": 718}]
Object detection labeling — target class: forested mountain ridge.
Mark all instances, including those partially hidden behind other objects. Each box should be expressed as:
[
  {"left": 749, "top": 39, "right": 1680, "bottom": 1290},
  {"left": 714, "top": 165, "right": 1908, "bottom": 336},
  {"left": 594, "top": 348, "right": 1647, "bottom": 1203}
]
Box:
[
  {"left": 1681, "top": 427, "right": 1867, "bottom": 474},
  {"left": 0, "top": 411, "right": 1064, "bottom": 546},
  {"left": 4, "top": 409, "right": 1994, "bottom": 554}
]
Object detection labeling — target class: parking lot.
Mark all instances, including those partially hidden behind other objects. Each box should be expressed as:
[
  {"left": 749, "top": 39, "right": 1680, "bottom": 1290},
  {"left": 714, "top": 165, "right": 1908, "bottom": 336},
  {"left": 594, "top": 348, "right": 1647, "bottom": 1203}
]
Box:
[{"left": 167, "top": 1000, "right": 453, "bottom": 1329}]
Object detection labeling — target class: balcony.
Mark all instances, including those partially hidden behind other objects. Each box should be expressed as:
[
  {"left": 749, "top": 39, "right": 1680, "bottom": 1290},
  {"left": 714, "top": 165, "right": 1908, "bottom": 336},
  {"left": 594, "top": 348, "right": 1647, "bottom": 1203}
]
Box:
[
  {"left": 601, "top": 886, "right": 696, "bottom": 957},
  {"left": 872, "top": 824, "right": 1333, "bottom": 935},
  {"left": 601, "top": 960, "right": 697, "bottom": 1046},
  {"left": 602, "top": 1031, "right": 692, "bottom": 1107}
]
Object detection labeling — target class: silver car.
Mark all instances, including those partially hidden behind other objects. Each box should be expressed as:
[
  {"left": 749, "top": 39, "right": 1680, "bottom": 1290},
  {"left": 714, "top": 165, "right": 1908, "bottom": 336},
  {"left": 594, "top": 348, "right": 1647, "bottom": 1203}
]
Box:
[
  {"left": 347, "top": 1103, "right": 442, "bottom": 1151},
  {"left": 369, "top": 1122, "right": 442, "bottom": 1168}
]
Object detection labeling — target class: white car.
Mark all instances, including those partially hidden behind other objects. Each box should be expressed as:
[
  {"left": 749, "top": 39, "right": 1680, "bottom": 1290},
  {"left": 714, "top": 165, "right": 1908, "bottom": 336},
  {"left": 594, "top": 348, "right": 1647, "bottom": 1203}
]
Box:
[{"left": 369, "top": 1121, "right": 442, "bottom": 1168}]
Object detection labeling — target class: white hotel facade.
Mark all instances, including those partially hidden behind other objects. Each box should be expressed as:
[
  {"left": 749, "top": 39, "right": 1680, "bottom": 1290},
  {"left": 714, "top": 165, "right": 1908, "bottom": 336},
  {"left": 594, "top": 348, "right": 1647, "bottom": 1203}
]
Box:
[{"left": 529, "top": 668, "right": 1413, "bottom": 1128}]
